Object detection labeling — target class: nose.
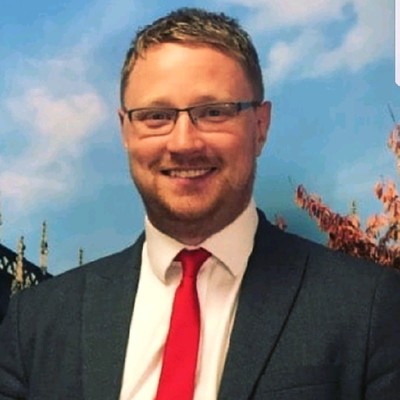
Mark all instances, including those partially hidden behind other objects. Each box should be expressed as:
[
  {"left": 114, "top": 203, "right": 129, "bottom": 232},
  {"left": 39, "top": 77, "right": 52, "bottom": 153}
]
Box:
[{"left": 165, "top": 111, "right": 205, "bottom": 154}]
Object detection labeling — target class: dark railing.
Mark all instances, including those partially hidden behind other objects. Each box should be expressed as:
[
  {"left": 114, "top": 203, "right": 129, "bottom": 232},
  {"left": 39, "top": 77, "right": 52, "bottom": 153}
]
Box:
[{"left": 0, "top": 244, "right": 52, "bottom": 323}]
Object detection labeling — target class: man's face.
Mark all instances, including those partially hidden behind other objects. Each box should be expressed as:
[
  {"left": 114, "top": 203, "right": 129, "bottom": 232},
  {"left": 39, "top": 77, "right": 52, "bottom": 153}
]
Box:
[{"left": 119, "top": 42, "right": 270, "bottom": 242}]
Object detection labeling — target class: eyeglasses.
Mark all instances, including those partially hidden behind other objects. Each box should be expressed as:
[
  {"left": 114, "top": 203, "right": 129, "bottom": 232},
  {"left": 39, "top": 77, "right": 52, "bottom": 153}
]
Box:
[{"left": 122, "top": 101, "right": 261, "bottom": 135}]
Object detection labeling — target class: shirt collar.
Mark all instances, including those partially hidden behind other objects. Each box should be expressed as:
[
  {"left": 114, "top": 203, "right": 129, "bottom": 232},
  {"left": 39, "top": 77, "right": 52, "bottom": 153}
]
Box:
[{"left": 145, "top": 200, "right": 259, "bottom": 282}]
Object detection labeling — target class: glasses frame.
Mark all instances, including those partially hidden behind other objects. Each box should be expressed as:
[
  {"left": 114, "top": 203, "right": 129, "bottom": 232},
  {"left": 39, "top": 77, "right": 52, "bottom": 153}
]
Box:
[{"left": 122, "top": 101, "right": 261, "bottom": 134}]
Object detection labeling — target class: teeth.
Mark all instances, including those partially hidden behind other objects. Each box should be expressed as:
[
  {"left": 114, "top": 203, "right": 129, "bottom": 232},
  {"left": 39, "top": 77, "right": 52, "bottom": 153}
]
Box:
[{"left": 168, "top": 169, "right": 211, "bottom": 178}]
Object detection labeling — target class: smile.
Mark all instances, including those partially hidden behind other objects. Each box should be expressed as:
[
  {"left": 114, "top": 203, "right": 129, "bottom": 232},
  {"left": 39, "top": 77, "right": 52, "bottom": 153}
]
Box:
[{"left": 162, "top": 168, "right": 216, "bottom": 178}]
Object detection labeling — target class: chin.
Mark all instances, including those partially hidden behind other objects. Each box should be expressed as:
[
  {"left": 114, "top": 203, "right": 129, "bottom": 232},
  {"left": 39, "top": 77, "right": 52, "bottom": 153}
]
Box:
[
  {"left": 142, "top": 192, "right": 217, "bottom": 222},
  {"left": 138, "top": 178, "right": 254, "bottom": 228},
  {"left": 161, "top": 200, "right": 217, "bottom": 222}
]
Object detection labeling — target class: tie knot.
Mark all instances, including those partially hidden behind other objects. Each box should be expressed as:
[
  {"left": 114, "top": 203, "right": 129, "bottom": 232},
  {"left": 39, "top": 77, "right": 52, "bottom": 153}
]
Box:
[{"left": 175, "top": 248, "right": 211, "bottom": 278}]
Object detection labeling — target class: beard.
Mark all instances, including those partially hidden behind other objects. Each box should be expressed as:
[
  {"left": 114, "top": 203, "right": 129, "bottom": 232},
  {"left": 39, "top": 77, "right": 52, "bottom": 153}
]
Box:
[{"left": 130, "top": 157, "right": 257, "bottom": 242}]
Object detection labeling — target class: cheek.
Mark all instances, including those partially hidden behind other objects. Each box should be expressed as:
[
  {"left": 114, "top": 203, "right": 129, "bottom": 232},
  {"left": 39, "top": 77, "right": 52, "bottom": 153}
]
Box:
[
  {"left": 127, "top": 139, "right": 160, "bottom": 168},
  {"left": 233, "top": 151, "right": 256, "bottom": 179},
  {"left": 227, "top": 135, "right": 257, "bottom": 165},
  {"left": 221, "top": 140, "right": 257, "bottom": 185},
  {"left": 126, "top": 147, "right": 152, "bottom": 183}
]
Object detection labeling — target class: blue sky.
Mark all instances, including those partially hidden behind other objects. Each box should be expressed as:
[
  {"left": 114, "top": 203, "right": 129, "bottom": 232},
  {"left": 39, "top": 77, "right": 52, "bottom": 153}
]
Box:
[{"left": 1, "top": 0, "right": 398, "bottom": 275}]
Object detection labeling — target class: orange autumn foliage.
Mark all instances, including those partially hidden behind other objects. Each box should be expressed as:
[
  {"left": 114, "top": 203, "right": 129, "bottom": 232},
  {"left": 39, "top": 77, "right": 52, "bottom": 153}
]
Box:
[{"left": 295, "top": 123, "right": 400, "bottom": 269}]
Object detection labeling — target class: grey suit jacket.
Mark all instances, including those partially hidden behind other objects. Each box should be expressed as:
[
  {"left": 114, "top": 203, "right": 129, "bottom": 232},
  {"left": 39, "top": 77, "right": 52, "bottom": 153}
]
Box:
[{"left": 1, "top": 211, "right": 400, "bottom": 399}]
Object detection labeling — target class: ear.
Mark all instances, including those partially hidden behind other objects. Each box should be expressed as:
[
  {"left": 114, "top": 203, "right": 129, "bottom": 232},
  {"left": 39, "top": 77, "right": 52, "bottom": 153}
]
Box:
[
  {"left": 118, "top": 108, "right": 125, "bottom": 126},
  {"left": 118, "top": 108, "right": 129, "bottom": 149},
  {"left": 254, "top": 101, "right": 271, "bottom": 156}
]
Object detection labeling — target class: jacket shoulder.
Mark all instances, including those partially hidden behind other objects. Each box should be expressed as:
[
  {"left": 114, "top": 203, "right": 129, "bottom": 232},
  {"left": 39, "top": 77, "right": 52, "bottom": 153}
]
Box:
[
  {"left": 7, "top": 234, "right": 144, "bottom": 316},
  {"left": 258, "top": 210, "right": 400, "bottom": 286}
]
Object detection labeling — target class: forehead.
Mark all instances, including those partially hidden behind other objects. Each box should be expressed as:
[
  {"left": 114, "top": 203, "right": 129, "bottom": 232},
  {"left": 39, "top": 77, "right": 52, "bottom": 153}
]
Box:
[{"left": 124, "top": 43, "right": 253, "bottom": 106}]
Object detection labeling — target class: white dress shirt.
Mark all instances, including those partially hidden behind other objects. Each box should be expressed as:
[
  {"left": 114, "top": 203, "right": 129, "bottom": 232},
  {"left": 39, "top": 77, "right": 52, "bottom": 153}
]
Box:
[{"left": 119, "top": 200, "right": 259, "bottom": 400}]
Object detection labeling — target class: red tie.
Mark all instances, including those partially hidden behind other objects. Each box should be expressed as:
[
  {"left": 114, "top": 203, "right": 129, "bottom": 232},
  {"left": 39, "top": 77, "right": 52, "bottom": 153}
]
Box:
[{"left": 155, "top": 248, "right": 211, "bottom": 400}]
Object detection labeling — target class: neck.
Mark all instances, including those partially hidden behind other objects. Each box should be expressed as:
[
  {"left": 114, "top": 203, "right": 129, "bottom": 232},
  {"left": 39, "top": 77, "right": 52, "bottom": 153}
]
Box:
[{"left": 147, "top": 200, "right": 251, "bottom": 246}]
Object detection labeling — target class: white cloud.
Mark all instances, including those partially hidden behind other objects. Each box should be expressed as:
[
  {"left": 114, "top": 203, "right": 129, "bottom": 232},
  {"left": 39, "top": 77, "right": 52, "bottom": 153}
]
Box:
[
  {"left": 333, "top": 149, "right": 395, "bottom": 205},
  {"left": 1, "top": 51, "right": 108, "bottom": 214},
  {"left": 221, "top": 0, "right": 394, "bottom": 85},
  {"left": 226, "top": 0, "right": 349, "bottom": 31},
  {"left": 0, "top": 0, "right": 146, "bottom": 224},
  {"left": 8, "top": 87, "right": 105, "bottom": 146},
  {"left": 312, "top": 0, "right": 393, "bottom": 76},
  {"left": 264, "top": 29, "right": 323, "bottom": 85},
  {"left": 0, "top": 171, "right": 68, "bottom": 208}
]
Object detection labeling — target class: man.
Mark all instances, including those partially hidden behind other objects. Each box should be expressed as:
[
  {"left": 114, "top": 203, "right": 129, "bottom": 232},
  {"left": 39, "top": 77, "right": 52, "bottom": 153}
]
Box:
[{"left": 0, "top": 7, "right": 400, "bottom": 400}]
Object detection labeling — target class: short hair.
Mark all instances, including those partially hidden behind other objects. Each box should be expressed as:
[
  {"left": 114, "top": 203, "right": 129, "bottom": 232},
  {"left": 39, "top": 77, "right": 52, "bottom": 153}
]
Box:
[{"left": 120, "top": 7, "right": 264, "bottom": 106}]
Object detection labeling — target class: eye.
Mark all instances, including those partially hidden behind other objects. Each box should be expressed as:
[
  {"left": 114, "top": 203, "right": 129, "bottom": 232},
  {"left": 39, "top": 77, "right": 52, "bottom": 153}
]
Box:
[
  {"left": 135, "top": 109, "right": 174, "bottom": 121},
  {"left": 205, "top": 106, "right": 224, "bottom": 117},
  {"left": 195, "top": 104, "right": 236, "bottom": 121}
]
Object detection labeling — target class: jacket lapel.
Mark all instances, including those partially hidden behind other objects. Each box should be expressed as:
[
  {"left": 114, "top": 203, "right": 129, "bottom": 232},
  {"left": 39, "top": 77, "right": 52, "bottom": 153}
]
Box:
[
  {"left": 82, "top": 234, "right": 144, "bottom": 400},
  {"left": 218, "top": 212, "right": 309, "bottom": 400}
]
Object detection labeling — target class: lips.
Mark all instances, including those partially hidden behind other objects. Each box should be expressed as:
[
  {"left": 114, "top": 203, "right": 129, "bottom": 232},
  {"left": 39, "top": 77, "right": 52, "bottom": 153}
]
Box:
[{"left": 161, "top": 167, "right": 216, "bottom": 178}]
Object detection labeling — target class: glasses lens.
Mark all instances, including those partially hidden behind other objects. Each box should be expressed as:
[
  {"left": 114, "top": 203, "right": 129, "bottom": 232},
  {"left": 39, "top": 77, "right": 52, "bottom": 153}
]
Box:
[
  {"left": 131, "top": 109, "right": 176, "bottom": 130},
  {"left": 193, "top": 103, "right": 238, "bottom": 123},
  {"left": 127, "top": 102, "right": 249, "bottom": 135}
]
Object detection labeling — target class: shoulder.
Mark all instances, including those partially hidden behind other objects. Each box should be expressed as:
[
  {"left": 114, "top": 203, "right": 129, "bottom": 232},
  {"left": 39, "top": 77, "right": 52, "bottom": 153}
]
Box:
[
  {"left": 257, "top": 209, "right": 400, "bottom": 294},
  {"left": 9, "top": 234, "right": 145, "bottom": 315}
]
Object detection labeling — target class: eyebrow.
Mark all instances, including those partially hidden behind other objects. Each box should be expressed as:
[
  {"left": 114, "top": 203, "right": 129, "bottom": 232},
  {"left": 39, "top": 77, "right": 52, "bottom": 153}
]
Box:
[{"left": 133, "top": 95, "right": 230, "bottom": 109}]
